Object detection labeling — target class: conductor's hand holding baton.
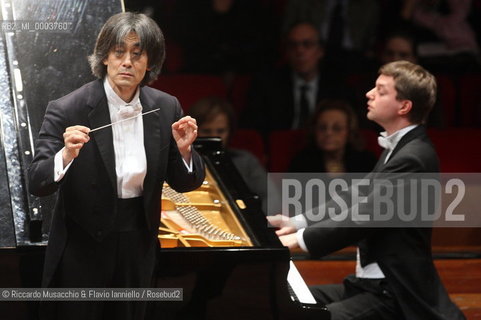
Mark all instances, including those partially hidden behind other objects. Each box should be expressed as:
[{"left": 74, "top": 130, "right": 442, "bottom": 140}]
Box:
[{"left": 62, "top": 125, "right": 90, "bottom": 167}]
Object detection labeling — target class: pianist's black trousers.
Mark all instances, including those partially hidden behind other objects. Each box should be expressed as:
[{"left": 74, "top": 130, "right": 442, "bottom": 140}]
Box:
[
  {"left": 52, "top": 197, "right": 158, "bottom": 320},
  {"left": 309, "top": 275, "right": 402, "bottom": 320}
]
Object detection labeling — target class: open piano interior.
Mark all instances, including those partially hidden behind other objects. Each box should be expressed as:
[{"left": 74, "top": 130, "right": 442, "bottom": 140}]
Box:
[{"left": 159, "top": 169, "right": 252, "bottom": 248}]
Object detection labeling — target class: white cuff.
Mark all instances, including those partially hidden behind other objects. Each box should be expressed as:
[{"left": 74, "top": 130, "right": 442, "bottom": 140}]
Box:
[
  {"left": 290, "top": 214, "right": 308, "bottom": 230},
  {"left": 182, "top": 157, "right": 193, "bottom": 173},
  {"left": 296, "top": 228, "right": 309, "bottom": 252},
  {"left": 54, "top": 147, "right": 73, "bottom": 182}
]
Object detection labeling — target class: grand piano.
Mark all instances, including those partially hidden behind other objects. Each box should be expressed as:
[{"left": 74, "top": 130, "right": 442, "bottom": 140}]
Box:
[
  {"left": 0, "top": 0, "right": 329, "bottom": 319},
  {"left": 150, "top": 137, "right": 329, "bottom": 319},
  {"left": 1, "top": 137, "right": 330, "bottom": 320}
]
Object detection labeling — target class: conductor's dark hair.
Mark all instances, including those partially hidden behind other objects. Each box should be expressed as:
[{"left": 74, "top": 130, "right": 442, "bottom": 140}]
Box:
[{"left": 88, "top": 12, "right": 165, "bottom": 85}]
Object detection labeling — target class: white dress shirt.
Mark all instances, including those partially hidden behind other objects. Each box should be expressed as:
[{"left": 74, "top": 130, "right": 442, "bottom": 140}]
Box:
[
  {"left": 294, "top": 124, "right": 419, "bottom": 278},
  {"left": 103, "top": 79, "right": 147, "bottom": 199}
]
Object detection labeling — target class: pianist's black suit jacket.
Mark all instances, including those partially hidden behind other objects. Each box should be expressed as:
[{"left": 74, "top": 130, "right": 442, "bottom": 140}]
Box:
[
  {"left": 28, "top": 79, "right": 205, "bottom": 288},
  {"left": 303, "top": 125, "right": 465, "bottom": 320}
]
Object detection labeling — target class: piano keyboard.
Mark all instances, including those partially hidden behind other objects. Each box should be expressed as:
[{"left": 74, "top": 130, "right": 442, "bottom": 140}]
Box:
[{"left": 287, "top": 260, "right": 317, "bottom": 304}]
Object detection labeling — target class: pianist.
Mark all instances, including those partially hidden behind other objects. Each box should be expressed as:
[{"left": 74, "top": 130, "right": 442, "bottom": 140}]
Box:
[
  {"left": 28, "top": 12, "right": 205, "bottom": 320},
  {"left": 269, "top": 61, "right": 465, "bottom": 320}
]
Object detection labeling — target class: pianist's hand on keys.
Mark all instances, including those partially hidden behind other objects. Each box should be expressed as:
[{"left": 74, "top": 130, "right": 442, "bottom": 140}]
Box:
[{"left": 267, "top": 214, "right": 298, "bottom": 236}]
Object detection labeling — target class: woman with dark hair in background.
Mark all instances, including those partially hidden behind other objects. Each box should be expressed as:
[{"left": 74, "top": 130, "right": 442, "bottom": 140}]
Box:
[{"left": 289, "top": 99, "right": 377, "bottom": 175}]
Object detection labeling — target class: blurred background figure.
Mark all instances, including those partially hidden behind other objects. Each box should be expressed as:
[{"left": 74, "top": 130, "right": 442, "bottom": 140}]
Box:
[
  {"left": 380, "top": 31, "right": 418, "bottom": 64},
  {"left": 189, "top": 97, "right": 279, "bottom": 214},
  {"left": 401, "top": 0, "right": 480, "bottom": 72},
  {"left": 169, "top": 0, "right": 275, "bottom": 78},
  {"left": 240, "top": 21, "right": 351, "bottom": 137},
  {"left": 289, "top": 99, "right": 377, "bottom": 175},
  {"left": 283, "top": 0, "right": 380, "bottom": 74}
]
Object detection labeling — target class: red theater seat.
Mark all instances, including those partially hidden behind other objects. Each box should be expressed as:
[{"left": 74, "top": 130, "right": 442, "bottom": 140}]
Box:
[
  {"left": 163, "top": 42, "right": 184, "bottom": 74},
  {"left": 229, "top": 74, "right": 252, "bottom": 115},
  {"left": 428, "top": 128, "right": 481, "bottom": 172},
  {"left": 230, "top": 129, "right": 266, "bottom": 165},
  {"left": 268, "top": 130, "right": 307, "bottom": 172},
  {"left": 360, "top": 129, "right": 382, "bottom": 158},
  {"left": 434, "top": 74, "right": 456, "bottom": 127},
  {"left": 149, "top": 74, "right": 228, "bottom": 113}
]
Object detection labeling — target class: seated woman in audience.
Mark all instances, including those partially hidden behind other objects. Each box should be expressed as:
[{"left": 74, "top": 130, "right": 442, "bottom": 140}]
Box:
[
  {"left": 189, "top": 97, "right": 278, "bottom": 214},
  {"left": 289, "top": 99, "right": 377, "bottom": 175}
]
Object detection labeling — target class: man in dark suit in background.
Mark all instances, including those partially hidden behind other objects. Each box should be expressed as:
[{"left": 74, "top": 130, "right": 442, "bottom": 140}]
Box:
[
  {"left": 269, "top": 61, "right": 465, "bottom": 320},
  {"left": 28, "top": 12, "right": 205, "bottom": 320},
  {"left": 240, "top": 21, "right": 350, "bottom": 137}
]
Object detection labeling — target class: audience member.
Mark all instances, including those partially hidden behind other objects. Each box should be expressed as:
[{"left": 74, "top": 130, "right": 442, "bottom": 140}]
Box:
[
  {"left": 189, "top": 97, "right": 278, "bottom": 214},
  {"left": 402, "top": 0, "right": 480, "bottom": 72},
  {"left": 240, "top": 21, "right": 351, "bottom": 137},
  {"left": 289, "top": 99, "right": 377, "bottom": 175},
  {"left": 380, "top": 31, "right": 418, "bottom": 64},
  {"left": 283, "top": 0, "right": 380, "bottom": 73}
]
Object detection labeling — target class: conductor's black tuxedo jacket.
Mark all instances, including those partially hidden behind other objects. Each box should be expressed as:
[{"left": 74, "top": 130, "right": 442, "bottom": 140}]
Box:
[{"left": 28, "top": 79, "right": 205, "bottom": 288}]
